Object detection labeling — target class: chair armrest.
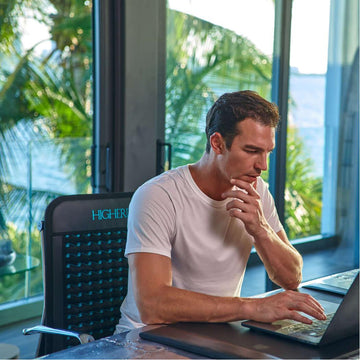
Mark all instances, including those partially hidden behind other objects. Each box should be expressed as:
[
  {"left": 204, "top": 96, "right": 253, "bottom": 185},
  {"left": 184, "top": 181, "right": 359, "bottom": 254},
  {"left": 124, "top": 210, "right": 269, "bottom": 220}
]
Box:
[{"left": 22, "top": 325, "right": 95, "bottom": 344}]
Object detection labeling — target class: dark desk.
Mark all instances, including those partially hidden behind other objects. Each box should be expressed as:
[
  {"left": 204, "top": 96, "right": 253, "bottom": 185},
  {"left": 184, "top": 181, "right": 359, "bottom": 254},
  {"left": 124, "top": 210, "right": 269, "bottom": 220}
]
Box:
[
  {"left": 140, "top": 321, "right": 359, "bottom": 359},
  {"left": 42, "top": 279, "right": 359, "bottom": 359},
  {"left": 41, "top": 321, "right": 359, "bottom": 360}
]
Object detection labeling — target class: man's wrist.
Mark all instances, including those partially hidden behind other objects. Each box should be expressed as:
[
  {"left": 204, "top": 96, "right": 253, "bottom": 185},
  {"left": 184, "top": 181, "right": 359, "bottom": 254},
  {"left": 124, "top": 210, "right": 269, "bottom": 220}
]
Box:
[
  {"left": 238, "top": 297, "right": 258, "bottom": 320},
  {"left": 252, "top": 223, "right": 273, "bottom": 244}
]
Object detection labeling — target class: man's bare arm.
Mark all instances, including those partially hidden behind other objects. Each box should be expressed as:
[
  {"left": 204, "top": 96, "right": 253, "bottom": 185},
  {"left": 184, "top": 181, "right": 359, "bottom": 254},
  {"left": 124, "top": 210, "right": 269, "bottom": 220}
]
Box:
[
  {"left": 254, "top": 228, "right": 303, "bottom": 289},
  {"left": 223, "top": 179, "right": 302, "bottom": 290},
  {"left": 129, "top": 252, "right": 325, "bottom": 326}
]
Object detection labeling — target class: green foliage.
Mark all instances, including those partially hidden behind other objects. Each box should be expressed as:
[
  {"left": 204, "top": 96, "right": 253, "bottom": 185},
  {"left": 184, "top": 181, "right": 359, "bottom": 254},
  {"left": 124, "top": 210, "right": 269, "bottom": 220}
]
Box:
[
  {"left": 166, "top": 9, "right": 272, "bottom": 168},
  {"left": 0, "top": 0, "right": 93, "bottom": 205},
  {"left": 0, "top": 0, "right": 92, "bottom": 304},
  {"left": 285, "top": 127, "right": 322, "bottom": 238},
  {"left": 0, "top": 50, "right": 37, "bottom": 128}
]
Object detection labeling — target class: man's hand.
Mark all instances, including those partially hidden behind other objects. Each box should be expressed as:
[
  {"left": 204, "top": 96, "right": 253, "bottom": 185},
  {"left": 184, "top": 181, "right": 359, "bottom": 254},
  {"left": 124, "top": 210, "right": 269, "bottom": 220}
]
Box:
[
  {"left": 248, "top": 290, "right": 326, "bottom": 324},
  {"left": 222, "top": 178, "right": 269, "bottom": 238},
  {"left": 222, "top": 177, "right": 303, "bottom": 290}
]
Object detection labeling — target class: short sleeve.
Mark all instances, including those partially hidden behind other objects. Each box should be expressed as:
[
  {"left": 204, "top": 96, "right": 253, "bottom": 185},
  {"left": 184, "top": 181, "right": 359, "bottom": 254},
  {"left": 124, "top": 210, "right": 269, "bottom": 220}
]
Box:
[
  {"left": 257, "top": 178, "right": 284, "bottom": 233},
  {"left": 125, "top": 182, "right": 176, "bottom": 258}
]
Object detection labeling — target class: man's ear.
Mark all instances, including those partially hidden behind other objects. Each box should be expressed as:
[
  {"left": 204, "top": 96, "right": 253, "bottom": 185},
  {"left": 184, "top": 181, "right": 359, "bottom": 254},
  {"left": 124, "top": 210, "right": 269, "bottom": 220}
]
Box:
[{"left": 210, "top": 132, "right": 225, "bottom": 154}]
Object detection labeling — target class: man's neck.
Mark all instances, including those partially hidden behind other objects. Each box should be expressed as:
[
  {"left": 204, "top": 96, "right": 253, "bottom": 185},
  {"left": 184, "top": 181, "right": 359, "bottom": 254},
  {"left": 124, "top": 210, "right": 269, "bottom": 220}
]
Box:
[{"left": 189, "top": 155, "right": 231, "bottom": 201}]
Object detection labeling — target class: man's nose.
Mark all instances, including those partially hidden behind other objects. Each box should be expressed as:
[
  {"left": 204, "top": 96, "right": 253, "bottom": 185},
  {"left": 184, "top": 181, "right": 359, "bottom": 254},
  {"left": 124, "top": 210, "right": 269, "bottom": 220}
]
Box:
[{"left": 255, "top": 154, "right": 268, "bottom": 171}]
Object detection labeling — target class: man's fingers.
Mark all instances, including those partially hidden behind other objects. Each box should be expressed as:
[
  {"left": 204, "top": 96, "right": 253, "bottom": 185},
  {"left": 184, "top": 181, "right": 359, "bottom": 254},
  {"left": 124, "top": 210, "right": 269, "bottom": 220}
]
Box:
[
  {"left": 222, "top": 189, "right": 255, "bottom": 203},
  {"left": 285, "top": 292, "right": 327, "bottom": 322},
  {"left": 288, "top": 311, "right": 314, "bottom": 324},
  {"left": 230, "top": 178, "right": 257, "bottom": 195},
  {"left": 223, "top": 179, "right": 259, "bottom": 202},
  {"left": 225, "top": 198, "right": 246, "bottom": 211},
  {"left": 256, "top": 291, "right": 327, "bottom": 324}
]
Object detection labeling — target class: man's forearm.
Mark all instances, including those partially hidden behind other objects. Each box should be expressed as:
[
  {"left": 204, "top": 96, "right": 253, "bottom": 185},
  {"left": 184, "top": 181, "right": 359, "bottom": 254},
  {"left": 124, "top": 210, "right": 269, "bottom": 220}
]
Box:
[
  {"left": 130, "top": 253, "right": 254, "bottom": 325},
  {"left": 253, "top": 227, "right": 303, "bottom": 289},
  {"left": 137, "top": 285, "right": 253, "bottom": 325},
  {"left": 136, "top": 283, "right": 325, "bottom": 326},
  {"left": 221, "top": 179, "right": 302, "bottom": 290}
]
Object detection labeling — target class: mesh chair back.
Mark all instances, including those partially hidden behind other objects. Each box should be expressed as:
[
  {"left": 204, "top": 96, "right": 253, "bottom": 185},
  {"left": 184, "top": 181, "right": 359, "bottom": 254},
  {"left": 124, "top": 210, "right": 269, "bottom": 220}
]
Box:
[{"left": 38, "top": 192, "right": 132, "bottom": 356}]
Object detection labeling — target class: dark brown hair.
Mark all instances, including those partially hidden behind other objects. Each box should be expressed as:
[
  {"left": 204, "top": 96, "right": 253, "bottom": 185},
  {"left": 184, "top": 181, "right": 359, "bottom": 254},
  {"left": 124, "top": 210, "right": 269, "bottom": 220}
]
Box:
[{"left": 205, "top": 90, "right": 280, "bottom": 153}]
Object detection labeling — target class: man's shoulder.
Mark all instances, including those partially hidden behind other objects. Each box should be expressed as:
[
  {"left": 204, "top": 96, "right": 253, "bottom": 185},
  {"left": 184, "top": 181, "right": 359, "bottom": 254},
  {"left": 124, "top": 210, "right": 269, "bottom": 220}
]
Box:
[
  {"left": 142, "top": 165, "right": 187, "bottom": 187},
  {"left": 134, "top": 165, "right": 189, "bottom": 200},
  {"left": 130, "top": 165, "right": 191, "bottom": 218}
]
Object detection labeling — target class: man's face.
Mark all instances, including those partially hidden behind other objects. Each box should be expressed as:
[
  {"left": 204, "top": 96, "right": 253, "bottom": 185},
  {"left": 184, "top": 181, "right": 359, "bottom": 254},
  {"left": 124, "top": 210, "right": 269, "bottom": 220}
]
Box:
[{"left": 218, "top": 118, "right": 275, "bottom": 184}]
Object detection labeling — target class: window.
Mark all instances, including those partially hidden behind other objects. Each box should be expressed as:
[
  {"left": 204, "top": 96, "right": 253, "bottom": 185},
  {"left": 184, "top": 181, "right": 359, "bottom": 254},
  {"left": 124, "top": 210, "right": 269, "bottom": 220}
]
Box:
[
  {"left": 165, "top": 0, "right": 359, "bottom": 255},
  {"left": 284, "top": 0, "right": 331, "bottom": 239},
  {"left": 0, "top": 0, "right": 93, "bottom": 310},
  {"left": 166, "top": 0, "right": 275, "bottom": 169}
]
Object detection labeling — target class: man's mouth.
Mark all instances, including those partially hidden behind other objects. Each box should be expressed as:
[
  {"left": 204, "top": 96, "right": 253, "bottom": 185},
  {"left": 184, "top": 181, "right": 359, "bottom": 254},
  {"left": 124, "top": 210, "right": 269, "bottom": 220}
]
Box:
[{"left": 246, "top": 174, "right": 260, "bottom": 180}]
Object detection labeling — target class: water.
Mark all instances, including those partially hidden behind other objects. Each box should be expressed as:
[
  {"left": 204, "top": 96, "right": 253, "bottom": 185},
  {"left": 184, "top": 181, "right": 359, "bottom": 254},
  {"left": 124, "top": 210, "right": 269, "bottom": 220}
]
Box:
[{"left": 289, "top": 72, "right": 326, "bottom": 178}]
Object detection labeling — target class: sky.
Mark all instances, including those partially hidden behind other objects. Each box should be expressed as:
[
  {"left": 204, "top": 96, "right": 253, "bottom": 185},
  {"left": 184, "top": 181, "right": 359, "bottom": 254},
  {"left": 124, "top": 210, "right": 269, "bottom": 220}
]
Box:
[
  {"left": 21, "top": 0, "right": 331, "bottom": 74},
  {"left": 168, "top": 0, "right": 331, "bottom": 74}
]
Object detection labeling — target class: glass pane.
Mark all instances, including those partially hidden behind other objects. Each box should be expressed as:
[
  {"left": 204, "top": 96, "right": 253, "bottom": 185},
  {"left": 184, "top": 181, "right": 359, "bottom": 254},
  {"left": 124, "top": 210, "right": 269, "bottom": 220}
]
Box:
[
  {"left": 166, "top": 0, "right": 275, "bottom": 169},
  {"left": 0, "top": 1, "right": 93, "bottom": 305},
  {"left": 285, "top": 0, "right": 330, "bottom": 240}
]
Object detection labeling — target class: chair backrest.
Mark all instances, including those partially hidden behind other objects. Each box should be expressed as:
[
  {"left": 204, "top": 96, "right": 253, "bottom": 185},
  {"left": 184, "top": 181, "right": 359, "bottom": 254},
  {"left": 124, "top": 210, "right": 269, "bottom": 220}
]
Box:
[{"left": 38, "top": 192, "right": 132, "bottom": 356}]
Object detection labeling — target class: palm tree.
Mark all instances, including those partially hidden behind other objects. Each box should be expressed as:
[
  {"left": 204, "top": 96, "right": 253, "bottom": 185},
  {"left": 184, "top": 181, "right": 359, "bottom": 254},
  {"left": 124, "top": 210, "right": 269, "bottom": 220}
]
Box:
[
  {"left": 0, "top": 0, "right": 93, "bottom": 301},
  {"left": 166, "top": 9, "right": 272, "bottom": 167},
  {"left": 0, "top": 0, "right": 92, "bottom": 233}
]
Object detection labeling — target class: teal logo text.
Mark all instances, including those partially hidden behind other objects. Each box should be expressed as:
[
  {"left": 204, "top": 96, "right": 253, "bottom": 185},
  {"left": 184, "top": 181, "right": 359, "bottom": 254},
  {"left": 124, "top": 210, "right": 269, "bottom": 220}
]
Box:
[{"left": 92, "top": 208, "right": 128, "bottom": 221}]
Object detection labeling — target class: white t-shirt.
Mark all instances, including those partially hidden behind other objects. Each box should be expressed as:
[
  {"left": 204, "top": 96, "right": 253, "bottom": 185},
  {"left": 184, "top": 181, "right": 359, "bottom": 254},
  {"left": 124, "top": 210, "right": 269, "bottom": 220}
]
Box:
[{"left": 115, "top": 165, "right": 283, "bottom": 333}]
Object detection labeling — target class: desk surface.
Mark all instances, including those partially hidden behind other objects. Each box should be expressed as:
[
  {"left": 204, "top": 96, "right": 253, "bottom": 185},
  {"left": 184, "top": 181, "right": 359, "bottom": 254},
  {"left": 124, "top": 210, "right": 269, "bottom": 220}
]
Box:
[
  {"left": 42, "top": 277, "right": 359, "bottom": 359},
  {"left": 41, "top": 322, "right": 359, "bottom": 360},
  {"left": 140, "top": 321, "right": 359, "bottom": 359},
  {"left": 42, "top": 326, "right": 201, "bottom": 359}
]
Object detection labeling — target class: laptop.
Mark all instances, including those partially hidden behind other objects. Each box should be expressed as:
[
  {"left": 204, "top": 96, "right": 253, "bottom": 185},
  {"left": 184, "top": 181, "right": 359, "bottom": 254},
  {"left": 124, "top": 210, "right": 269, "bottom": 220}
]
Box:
[
  {"left": 302, "top": 269, "right": 359, "bottom": 295},
  {"left": 242, "top": 273, "right": 359, "bottom": 346}
]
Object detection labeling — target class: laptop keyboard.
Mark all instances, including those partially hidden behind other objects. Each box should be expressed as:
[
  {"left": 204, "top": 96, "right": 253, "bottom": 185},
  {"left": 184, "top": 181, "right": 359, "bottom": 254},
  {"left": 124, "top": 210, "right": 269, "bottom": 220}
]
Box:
[{"left": 277, "top": 313, "right": 335, "bottom": 337}]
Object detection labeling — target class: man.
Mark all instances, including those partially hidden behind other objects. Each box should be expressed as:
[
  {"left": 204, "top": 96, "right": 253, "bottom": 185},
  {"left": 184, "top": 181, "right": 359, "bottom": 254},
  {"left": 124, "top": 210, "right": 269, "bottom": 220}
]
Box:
[{"left": 115, "top": 90, "right": 326, "bottom": 333}]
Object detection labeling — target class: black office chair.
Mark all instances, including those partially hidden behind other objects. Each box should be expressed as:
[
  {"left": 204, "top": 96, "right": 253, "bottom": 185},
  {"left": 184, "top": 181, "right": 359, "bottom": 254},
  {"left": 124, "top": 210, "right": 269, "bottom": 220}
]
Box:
[{"left": 23, "top": 192, "right": 132, "bottom": 357}]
